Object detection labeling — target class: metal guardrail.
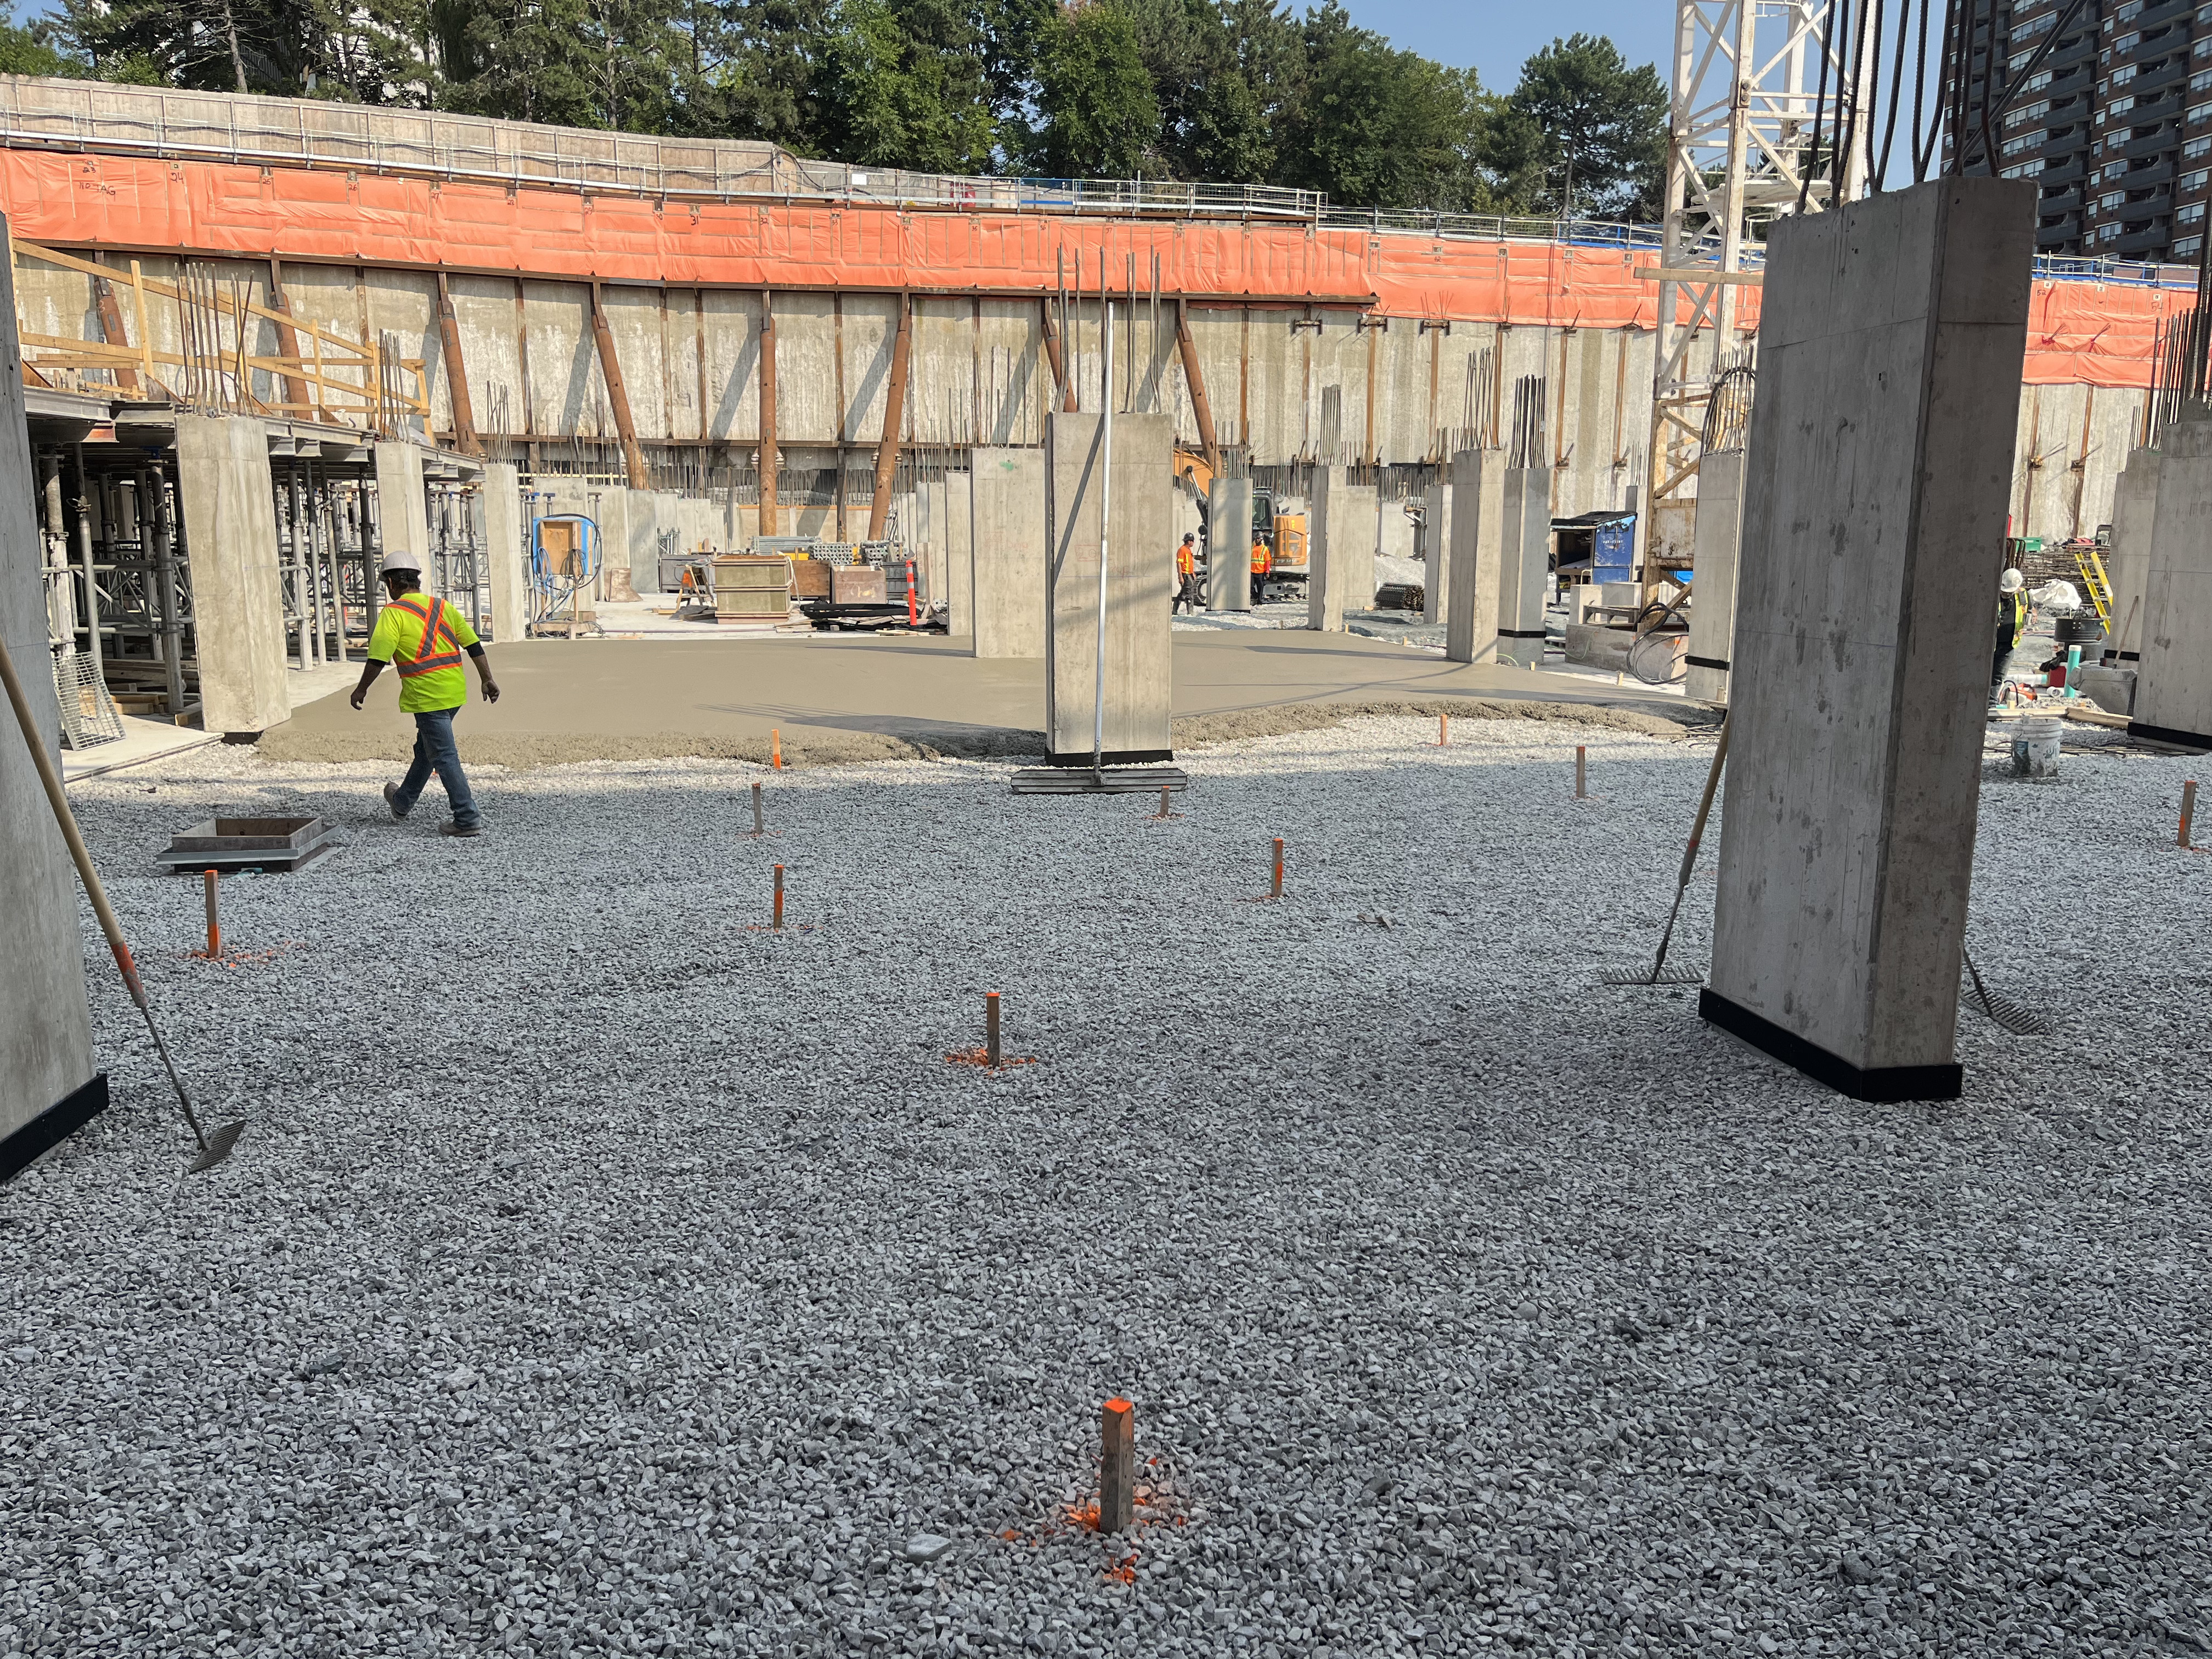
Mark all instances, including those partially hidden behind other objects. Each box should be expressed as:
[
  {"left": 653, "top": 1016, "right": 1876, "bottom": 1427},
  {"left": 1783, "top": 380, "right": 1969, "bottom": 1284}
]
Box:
[{"left": 0, "top": 74, "right": 2200, "bottom": 284}]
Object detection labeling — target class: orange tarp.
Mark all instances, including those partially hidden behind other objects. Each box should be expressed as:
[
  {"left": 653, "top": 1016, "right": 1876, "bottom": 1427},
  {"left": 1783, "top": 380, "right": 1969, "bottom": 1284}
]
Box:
[{"left": 0, "top": 149, "right": 2186, "bottom": 388}]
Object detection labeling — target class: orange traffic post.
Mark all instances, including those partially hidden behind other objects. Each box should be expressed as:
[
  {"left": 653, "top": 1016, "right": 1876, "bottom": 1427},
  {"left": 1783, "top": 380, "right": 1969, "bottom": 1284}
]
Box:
[
  {"left": 906, "top": 561, "right": 919, "bottom": 627},
  {"left": 751, "top": 780, "right": 764, "bottom": 837},
  {"left": 772, "top": 864, "right": 785, "bottom": 931},
  {"left": 771, "top": 729, "right": 783, "bottom": 770},
  {"left": 1271, "top": 837, "right": 1284, "bottom": 899},
  {"left": 201, "top": 868, "right": 219, "bottom": 958},
  {"left": 1576, "top": 745, "right": 1588, "bottom": 799},
  {"left": 986, "top": 991, "right": 1001, "bottom": 1068},
  {"left": 1099, "top": 1398, "right": 1135, "bottom": 1534},
  {"left": 2182, "top": 780, "right": 2198, "bottom": 848}
]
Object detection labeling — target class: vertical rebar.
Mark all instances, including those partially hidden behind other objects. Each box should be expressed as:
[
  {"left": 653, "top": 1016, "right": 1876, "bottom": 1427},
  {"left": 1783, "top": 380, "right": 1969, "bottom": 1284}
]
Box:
[
  {"left": 986, "top": 991, "right": 1001, "bottom": 1068},
  {"left": 2183, "top": 780, "right": 2199, "bottom": 849},
  {"left": 772, "top": 864, "right": 785, "bottom": 931},
  {"left": 751, "top": 780, "right": 764, "bottom": 837},
  {"left": 1271, "top": 836, "right": 1284, "bottom": 899},
  {"left": 202, "top": 868, "right": 219, "bottom": 958}
]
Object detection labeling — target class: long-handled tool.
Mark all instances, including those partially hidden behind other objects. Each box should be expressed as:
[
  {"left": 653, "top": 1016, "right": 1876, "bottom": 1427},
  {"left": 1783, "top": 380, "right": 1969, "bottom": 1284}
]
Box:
[
  {"left": 0, "top": 633, "right": 244, "bottom": 1173},
  {"left": 1603, "top": 715, "right": 1730, "bottom": 987},
  {"left": 1961, "top": 949, "right": 2051, "bottom": 1036}
]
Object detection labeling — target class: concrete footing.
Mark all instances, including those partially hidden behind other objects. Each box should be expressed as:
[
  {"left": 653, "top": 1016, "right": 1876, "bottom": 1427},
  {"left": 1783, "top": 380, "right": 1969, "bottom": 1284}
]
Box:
[
  {"left": 1444, "top": 448, "right": 1504, "bottom": 664},
  {"left": 1308, "top": 467, "right": 1376, "bottom": 632},
  {"left": 1045, "top": 411, "right": 1172, "bottom": 763},
  {"left": 1683, "top": 450, "right": 1746, "bottom": 704},
  {"left": 2132, "top": 408, "right": 2212, "bottom": 749},
  {"left": 972, "top": 449, "right": 1047, "bottom": 658},
  {"left": 1496, "top": 468, "right": 1553, "bottom": 669},
  {"left": 1207, "top": 478, "right": 1253, "bottom": 611},
  {"left": 178, "top": 414, "right": 291, "bottom": 736},
  {"left": 1707, "top": 177, "right": 2034, "bottom": 1101}
]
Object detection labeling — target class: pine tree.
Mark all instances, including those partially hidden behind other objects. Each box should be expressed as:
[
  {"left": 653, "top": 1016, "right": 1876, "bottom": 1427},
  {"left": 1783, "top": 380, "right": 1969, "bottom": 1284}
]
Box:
[{"left": 1505, "top": 33, "right": 1667, "bottom": 221}]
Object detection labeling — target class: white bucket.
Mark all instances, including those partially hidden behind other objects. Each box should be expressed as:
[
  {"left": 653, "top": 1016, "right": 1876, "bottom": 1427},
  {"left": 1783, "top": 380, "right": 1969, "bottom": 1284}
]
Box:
[{"left": 2011, "top": 715, "right": 2062, "bottom": 778}]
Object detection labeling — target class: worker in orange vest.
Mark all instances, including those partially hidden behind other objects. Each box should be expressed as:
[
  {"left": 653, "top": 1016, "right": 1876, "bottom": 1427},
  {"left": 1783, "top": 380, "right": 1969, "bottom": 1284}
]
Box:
[
  {"left": 1250, "top": 537, "right": 1273, "bottom": 603},
  {"left": 1173, "top": 533, "right": 1201, "bottom": 614}
]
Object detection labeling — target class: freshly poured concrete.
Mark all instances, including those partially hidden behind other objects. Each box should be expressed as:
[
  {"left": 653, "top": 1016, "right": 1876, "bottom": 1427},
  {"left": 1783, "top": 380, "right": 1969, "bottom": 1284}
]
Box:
[
  {"left": 2134, "top": 410, "right": 2212, "bottom": 748},
  {"left": 1708, "top": 178, "right": 2034, "bottom": 1101},
  {"left": 1207, "top": 477, "right": 1254, "bottom": 612},
  {"left": 262, "top": 629, "right": 1702, "bottom": 766},
  {"left": 970, "top": 448, "right": 1047, "bottom": 659},
  {"left": 2103, "top": 445, "right": 2160, "bottom": 666},
  {"left": 0, "top": 238, "right": 99, "bottom": 1170},
  {"left": 1683, "top": 450, "right": 1746, "bottom": 704},
  {"left": 177, "top": 414, "right": 291, "bottom": 737},
  {"left": 1444, "top": 448, "right": 1505, "bottom": 665},
  {"left": 1043, "top": 411, "right": 1173, "bottom": 763}
]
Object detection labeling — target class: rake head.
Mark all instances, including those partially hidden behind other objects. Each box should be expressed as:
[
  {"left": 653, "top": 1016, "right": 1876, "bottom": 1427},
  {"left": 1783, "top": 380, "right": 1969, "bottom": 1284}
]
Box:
[
  {"left": 1598, "top": 968, "right": 1705, "bottom": 987},
  {"left": 1962, "top": 952, "right": 2051, "bottom": 1037},
  {"left": 188, "top": 1118, "right": 247, "bottom": 1173}
]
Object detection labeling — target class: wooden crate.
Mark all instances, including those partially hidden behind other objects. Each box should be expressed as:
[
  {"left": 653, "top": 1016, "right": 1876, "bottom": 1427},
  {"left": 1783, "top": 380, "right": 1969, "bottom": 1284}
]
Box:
[
  {"left": 712, "top": 555, "right": 793, "bottom": 619},
  {"left": 791, "top": 558, "right": 834, "bottom": 600},
  {"left": 831, "top": 566, "right": 887, "bottom": 605}
]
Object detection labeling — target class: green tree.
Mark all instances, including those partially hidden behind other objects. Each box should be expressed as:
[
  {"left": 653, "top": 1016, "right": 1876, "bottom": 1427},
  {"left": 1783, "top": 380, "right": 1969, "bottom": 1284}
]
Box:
[
  {"left": 1504, "top": 33, "right": 1666, "bottom": 220},
  {"left": 1116, "top": 0, "right": 1269, "bottom": 182},
  {"left": 815, "top": 0, "right": 1003, "bottom": 173},
  {"left": 674, "top": 0, "right": 822, "bottom": 148},
  {"left": 440, "top": 0, "right": 681, "bottom": 129},
  {"left": 1031, "top": 0, "right": 1158, "bottom": 177},
  {"left": 62, "top": 0, "right": 317, "bottom": 93},
  {"left": 0, "top": 8, "right": 89, "bottom": 76},
  {"left": 1273, "top": 2, "right": 1487, "bottom": 212}
]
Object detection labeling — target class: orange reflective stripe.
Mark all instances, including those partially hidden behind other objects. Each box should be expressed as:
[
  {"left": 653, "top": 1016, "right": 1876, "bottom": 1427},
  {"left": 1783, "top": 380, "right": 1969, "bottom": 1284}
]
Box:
[{"left": 394, "top": 595, "right": 464, "bottom": 677}]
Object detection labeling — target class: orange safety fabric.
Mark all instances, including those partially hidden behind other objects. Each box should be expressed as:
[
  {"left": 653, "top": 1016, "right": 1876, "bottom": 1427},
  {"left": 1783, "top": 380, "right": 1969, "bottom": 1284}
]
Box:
[
  {"left": 392, "top": 596, "right": 460, "bottom": 678},
  {"left": 0, "top": 150, "right": 2187, "bottom": 389}
]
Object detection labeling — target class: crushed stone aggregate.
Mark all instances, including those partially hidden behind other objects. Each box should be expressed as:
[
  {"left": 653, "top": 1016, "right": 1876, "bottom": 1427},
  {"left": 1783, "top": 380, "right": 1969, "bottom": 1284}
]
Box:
[{"left": 2, "top": 713, "right": 2208, "bottom": 1657}]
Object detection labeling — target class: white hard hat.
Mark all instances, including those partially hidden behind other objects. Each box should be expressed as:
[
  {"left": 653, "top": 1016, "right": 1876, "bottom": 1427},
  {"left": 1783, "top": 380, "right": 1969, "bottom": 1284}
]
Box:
[
  {"left": 380, "top": 549, "right": 422, "bottom": 577},
  {"left": 1999, "top": 568, "right": 2024, "bottom": 591}
]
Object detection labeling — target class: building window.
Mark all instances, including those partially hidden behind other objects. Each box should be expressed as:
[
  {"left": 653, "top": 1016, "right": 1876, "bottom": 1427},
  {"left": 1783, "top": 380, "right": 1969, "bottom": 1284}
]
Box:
[
  {"left": 2107, "top": 159, "right": 2131, "bottom": 178},
  {"left": 2191, "top": 99, "right": 2212, "bottom": 122},
  {"left": 2005, "top": 132, "right": 2044, "bottom": 157},
  {"left": 2102, "top": 190, "right": 2129, "bottom": 210},
  {"left": 2005, "top": 161, "right": 2043, "bottom": 179},
  {"left": 2186, "top": 167, "right": 2211, "bottom": 190},
  {"left": 2188, "top": 135, "right": 2212, "bottom": 159},
  {"left": 2009, "top": 99, "right": 2055, "bottom": 126},
  {"left": 2098, "top": 222, "right": 2122, "bottom": 241},
  {"left": 2178, "top": 234, "right": 2203, "bottom": 256},
  {"left": 2191, "top": 69, "right": 2212, "bottom": 91}
]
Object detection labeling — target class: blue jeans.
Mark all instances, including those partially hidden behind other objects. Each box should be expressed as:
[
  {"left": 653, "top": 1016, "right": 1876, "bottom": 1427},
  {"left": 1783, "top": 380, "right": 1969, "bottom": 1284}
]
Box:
[{"left": 396, "top": 707, "right": 479, "bottom": 829}]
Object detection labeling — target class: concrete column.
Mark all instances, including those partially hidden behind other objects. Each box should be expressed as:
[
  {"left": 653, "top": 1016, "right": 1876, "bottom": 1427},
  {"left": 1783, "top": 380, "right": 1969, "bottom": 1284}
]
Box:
[
  {"left": 2133, "top": 406, "right": 2212, "bottom": 749},
  {"left": 177, "top": 415, "right": 290, "bottom": 737},
  {"left": 2103, "top": 445, "right": 2160, "bottom": 665},
  {"left": 373, "top": 440, "right": 429, "bottom": 572},
  {"left": 1307, "top": 467, "right": 1376, "bottom": 631},
  {"left": 482, "top": 462, "right": 527, "bottom": 641},
  {"left": 1683, "top": 449, "right": 1746, "bottom": 703},
  {"left": 1045, "top": 411, "right": 1173, "bottom": 764},
  {"left": 946, "top": 470, "right": 975, "bottom": 641},
  {"left": 1706, "top": 178, "right": 2035, "bottom": 1102},
  {"left": 1444, "top": 448, "right": 1505, "bottom": 664},
  {"left": 0, "top": 232, "right": 103, "bottom": 1176},
  {"left": 1419, "top": 473, "right": 1452, "bottom": 625},
  {"left": 972, "top": 447, "right": 1047, "bottom": 658},
  {"left": 1206, "top": 477, "right": 1253, "bottom": 611},
  {"left": 1496, "top": 468, "right": 1553, "bottom": 669},
  {"left": 919, "top": 477, "right": 949, "bottom": 610}
]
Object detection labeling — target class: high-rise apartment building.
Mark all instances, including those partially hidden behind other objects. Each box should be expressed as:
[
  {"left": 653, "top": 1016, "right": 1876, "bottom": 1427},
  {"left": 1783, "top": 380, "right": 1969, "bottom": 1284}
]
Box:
[{"left": 1974, "top": 0, "right": 2208, "bottom": 262}]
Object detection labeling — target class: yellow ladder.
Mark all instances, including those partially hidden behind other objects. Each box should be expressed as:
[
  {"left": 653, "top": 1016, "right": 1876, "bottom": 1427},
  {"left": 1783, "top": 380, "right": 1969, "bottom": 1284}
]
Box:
[{"left": 2074, "top": 545, "right": 2114, "bottom": 632}]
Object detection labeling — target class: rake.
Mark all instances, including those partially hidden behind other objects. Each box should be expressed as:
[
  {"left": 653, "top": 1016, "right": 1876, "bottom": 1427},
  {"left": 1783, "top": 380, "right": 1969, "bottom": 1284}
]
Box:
[
  {"left": 0, "top": 634, "right": 245, "bottom": 1174},
  {"left": 1602, "top": 715, "right": 1730, "bottom": 987},
  {"left": 1962, "top": 949, "right": 2051, "bottom": 1036}
]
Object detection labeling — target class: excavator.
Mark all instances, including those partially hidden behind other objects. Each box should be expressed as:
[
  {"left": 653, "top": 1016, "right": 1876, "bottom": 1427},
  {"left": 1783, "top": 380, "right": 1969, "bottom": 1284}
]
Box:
[{"left": 1176, "top": 447, "right": 1307, "bottom": 600}]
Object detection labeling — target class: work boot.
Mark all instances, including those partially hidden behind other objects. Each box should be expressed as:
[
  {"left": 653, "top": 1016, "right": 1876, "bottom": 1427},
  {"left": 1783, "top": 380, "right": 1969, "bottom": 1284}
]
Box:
[
  {"left": 382, "top": 782, "right": 409, "bottom": 821},
  {"left": 439, "top": 821, "right": 481, "bottom": 838}
]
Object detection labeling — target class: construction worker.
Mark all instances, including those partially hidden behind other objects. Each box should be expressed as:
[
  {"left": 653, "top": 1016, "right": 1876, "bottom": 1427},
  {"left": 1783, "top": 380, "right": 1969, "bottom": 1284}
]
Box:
[
  {"left": 349, "top": 551, "right": 500, "bottom": 837},
  {"left": 1173, "top": 532, "right": 1201, "bottom": 614},
  {"left": 1250, "top": 535, "right": 1273, "bottom": 603},
  {"left": 1991, "top": 566, "right": 2029, "bottom": 711}
]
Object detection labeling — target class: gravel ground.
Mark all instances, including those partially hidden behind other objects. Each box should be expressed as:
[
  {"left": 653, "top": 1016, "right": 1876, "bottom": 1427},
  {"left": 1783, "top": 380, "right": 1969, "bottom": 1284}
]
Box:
[{"left": 4, "top": 714, "right": 2209, "bottom": 1658}]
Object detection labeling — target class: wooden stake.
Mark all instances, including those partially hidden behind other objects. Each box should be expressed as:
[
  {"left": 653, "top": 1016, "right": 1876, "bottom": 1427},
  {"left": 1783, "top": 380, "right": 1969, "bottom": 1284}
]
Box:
[
  {"left": 1576, "top": 746, "right": 1587, "bottom": 799},
  {"left": 771, "top": 729, "right": 783, "bottom": 770},
  {"left": 1156, "top": 785, "right": 1171, "bottom": 819},
  {"left": 2183, "top": 780, "right": 2198, "bottom": 849},
  {"left": 986, "top": 991, "right": 1001, "bottom": 1068},
  {"left": 1271, "top": 836, "right": 1284, "bottom": 899},
  {"left": 772, "top": 864, "right": 785, "bottom": 930},
  {"left": 1099, "top": 1398, "right": 1135, "bottom": 1533},
  {"left": 1438, "top": 712, "right": 1449, "bottom": 746},
  {"left": 202, "top": 868, "right": 219, "bottom": 958},
  {"left": 751, "top": 780, "right": 764, "bottom": 837}
]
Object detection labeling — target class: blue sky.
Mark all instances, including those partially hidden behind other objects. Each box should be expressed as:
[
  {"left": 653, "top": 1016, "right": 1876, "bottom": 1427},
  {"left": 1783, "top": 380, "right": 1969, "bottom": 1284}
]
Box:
[{"left": 1338, "top": 1, "right": 1671, "bottom": 94}]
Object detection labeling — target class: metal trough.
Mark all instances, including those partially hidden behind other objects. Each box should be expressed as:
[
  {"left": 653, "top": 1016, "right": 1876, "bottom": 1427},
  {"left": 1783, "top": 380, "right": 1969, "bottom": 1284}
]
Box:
[{"left": 155, "top": 815, "right": 342, "bottom": 874}]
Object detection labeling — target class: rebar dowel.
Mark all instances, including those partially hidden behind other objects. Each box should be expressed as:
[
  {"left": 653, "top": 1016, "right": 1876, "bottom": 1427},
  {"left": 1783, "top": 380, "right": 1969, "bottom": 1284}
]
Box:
[
  {"left": 772, "top": 865, "right": 785, "bottom": 931},
  {"left": 2183, "top": 780, "right": 2199, "bottom": 849},
  {"left": 986, "top": 991, "right": 1001, "bottom": 1068},
  {"left": 751, "top": 780, "right": 764, "bottom": 837},
  {"left": 202, "top": 868, "right": 219, "bottom": 958},
  {"left": 1158, "top": 785, "right": 1171, "bottom": 819},
  {"left": 1271, "top": 837, "right": 1284, "bottom": 899}
]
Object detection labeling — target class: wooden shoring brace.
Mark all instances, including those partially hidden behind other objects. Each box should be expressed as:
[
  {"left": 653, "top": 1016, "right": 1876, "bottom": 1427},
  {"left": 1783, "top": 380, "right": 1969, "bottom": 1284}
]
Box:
[
  {"left": 435, "top": 272, "right": 481, "bottom": 455},
  {"left": 1041, "top": 295, "right": 1078, "bottom": 413},
  {"left": 91, "top": 261, "right": 140, "bottom": 396},
  {"left": 758, "top": 289, "right": 778, "bottom": 538},
  {"left": 264, "top": 258, "right": 315, "bottom": 421},
  {"left": 1175, "top": 297, "right": 1220, "bottom": 475},
  {"left": 866, "top": 294, "right": 913, "bottom": 543},
  {"left": 589, "top": 281, "right": 650, "bottom": 489}
]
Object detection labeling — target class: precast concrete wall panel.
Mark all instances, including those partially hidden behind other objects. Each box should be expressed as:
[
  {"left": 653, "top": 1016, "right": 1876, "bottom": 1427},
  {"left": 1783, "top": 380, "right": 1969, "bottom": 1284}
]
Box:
[
  {"left": 2134, "top": 404, "right": 2212, "bottom": 747},
  {"left": 1245, "top": 311, "right": 1302, "bottom": 459},
  {"left": 179, "top": 414, "right": 291, "bottom": 736},
  {"left": 977, "top": 300, "right": 1042, "bottom": 447},
  {"left": 775, "top": 291, "right": 841, "bottom": 447},
  {"left": 360, "top": 270, "right": 439, "bottom": 429},
  {"left": 523, "top": 281, "right": 599, "bottom": 439},
  {"left": 600, "top": 284, "right": 667, "bottom": 442},
  {"left": 699, "top": 287, "right": 760, "bottom": 443},
  {"left": 2105, "top": 447, "right": 2162, "bottom": 662},
  {"left": 839, "top": 295, "right": 897, "bottom": 447},
  {"left": 657, "top": 287, "right": 708, "bottom": 443},
  {"left": 449, "top": 274, "right": 524, "bottom": 438}
]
